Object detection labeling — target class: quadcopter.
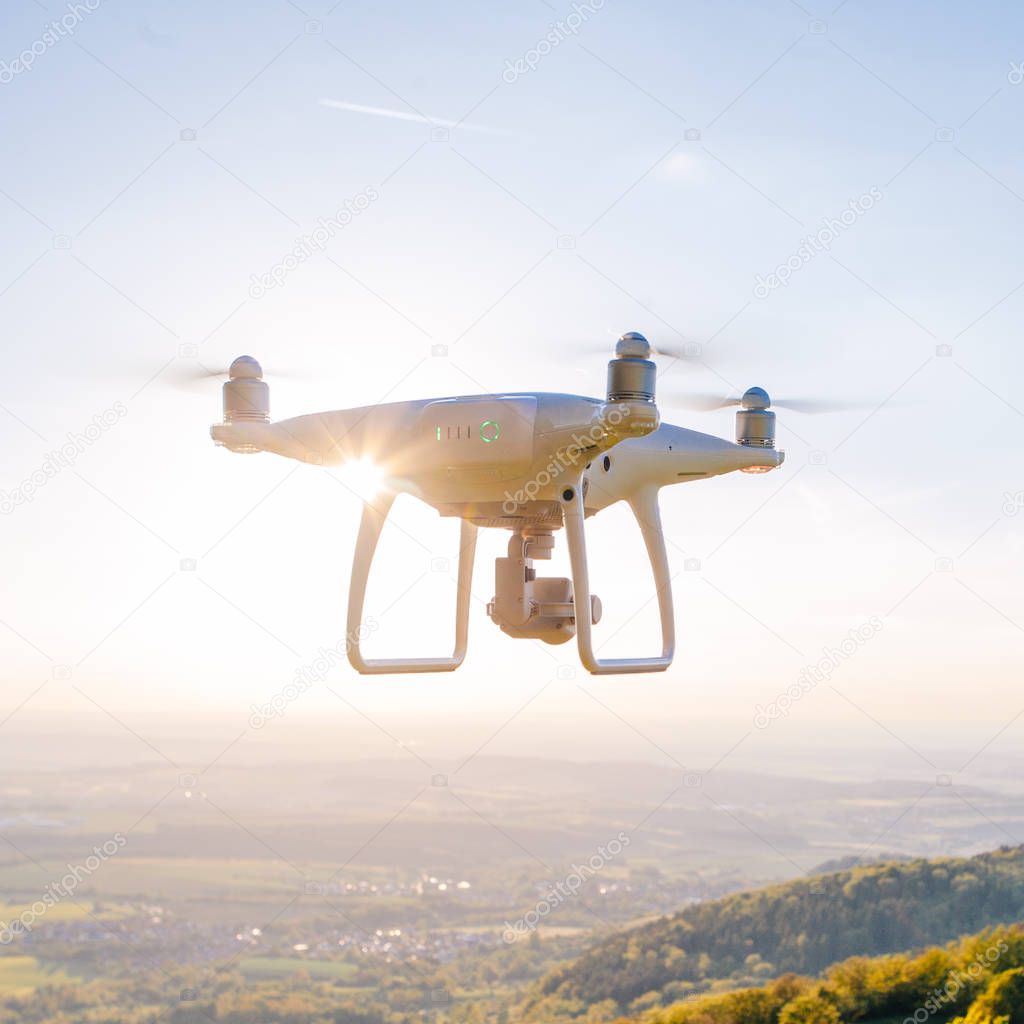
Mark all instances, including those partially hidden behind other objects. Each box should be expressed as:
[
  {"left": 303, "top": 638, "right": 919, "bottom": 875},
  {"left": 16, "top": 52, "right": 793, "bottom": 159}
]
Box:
[{"left": 210, "top": 332, "right": 789, "bottom": 675}]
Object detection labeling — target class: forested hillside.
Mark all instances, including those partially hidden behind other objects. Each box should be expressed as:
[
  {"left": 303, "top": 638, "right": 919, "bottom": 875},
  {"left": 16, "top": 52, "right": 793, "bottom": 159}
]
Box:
[
  {"left": 525, "top": 845, "right": 1024, "bottom": 1019},
  {"left": 627, "top": 922, "right": 1024, "bottom": 1024}
]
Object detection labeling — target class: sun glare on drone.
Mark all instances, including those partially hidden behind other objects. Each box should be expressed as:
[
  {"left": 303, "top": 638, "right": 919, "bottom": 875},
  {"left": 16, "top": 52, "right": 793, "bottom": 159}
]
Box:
[{"left": 336, "top": 457, "right": 386, "bottom": 501}]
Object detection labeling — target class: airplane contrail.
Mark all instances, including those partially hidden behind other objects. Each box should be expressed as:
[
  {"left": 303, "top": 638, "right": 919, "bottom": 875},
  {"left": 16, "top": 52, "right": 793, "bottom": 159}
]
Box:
[{"left": 319, "top": 98, "right": 504, "bottom": 135}]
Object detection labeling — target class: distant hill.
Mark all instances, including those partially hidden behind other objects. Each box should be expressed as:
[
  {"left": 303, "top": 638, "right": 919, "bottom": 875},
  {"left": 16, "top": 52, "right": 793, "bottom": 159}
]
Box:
[
  {"left": 524, "top": 845, "right": 1024, "bottom": 1018},
  {"left": 810, "top": 852, "right": 910, "bottom": 874}
]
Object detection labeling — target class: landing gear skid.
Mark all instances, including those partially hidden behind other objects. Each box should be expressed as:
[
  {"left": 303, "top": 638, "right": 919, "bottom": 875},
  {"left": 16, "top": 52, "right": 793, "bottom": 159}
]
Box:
[
  {"left": 346, "top": 477, "right": 674, "bottom": 675},
  {"left": 346, "top": 494, "right": 478, "bottom": 674},
  {"left": 560, "top": 475, "right": 674, "bottom": 674}
]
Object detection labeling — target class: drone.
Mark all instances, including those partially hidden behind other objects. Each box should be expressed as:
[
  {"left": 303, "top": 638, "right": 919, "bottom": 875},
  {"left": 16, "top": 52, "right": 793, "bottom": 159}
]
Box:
[{"left": 210, "top": 332, "right": 789, "bottom": 675}]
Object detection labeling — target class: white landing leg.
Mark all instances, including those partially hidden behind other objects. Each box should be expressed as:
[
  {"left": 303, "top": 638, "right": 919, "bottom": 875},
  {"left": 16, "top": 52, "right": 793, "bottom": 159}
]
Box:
[
  {"left": 561, "top": 477, "right": 675, "bottom": 674},
  {"left": 346, "top": 495, "right": 478, "bottom": 674}
]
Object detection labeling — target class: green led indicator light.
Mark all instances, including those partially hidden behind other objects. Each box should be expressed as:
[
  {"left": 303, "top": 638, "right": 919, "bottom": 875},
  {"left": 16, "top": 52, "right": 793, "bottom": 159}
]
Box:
[{"left": 479, "top": 420, "right": 501, "bottom": 443}]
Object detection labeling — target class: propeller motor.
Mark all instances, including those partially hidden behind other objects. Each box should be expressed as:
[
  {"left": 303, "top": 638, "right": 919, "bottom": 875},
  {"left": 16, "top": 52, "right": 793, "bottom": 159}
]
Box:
[
  {"left": 736, "top": 386, "right": 775, "bottom": 449},
  {"left": 222, "top": 355, "right": 270, "bottom": 425}
]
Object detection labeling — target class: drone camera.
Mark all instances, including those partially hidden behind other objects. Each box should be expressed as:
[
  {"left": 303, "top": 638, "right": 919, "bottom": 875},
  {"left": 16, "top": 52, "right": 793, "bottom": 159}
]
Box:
[{"left": 488, "top": 530, "right": 601, "bottom": 645}]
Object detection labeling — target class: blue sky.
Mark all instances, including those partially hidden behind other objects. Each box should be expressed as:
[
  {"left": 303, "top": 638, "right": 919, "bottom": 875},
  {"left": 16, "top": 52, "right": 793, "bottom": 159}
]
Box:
[{"left": 2, "top": 0, "right": 1023, "bottom": 771}]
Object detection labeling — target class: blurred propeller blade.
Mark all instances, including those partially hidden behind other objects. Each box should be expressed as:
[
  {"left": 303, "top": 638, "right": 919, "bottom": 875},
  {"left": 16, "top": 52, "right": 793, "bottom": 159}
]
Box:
[
  {"left": 649, "top": 341, "right": 704, "bottom": 362},
  {"left": 662, "top": 391, "right": 742, "bottom": 412},
  {"left": 771, "top": 398, "right": 878, "bottom": 414},
  {"left": 169, "top": 364, "right": 233, "bottom": 386},
  {"left": 661, "top": 392, "right": 884, "bottom": 414},
  {"left": 164, "top": 362, "right": 306, "bottom": 391},
  {"left": 572, "top": 338, "right": 708, "bottom": 365}
]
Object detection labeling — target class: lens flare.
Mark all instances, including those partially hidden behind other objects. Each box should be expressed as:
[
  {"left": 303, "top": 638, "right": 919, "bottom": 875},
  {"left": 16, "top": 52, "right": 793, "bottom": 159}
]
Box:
[{"left": 337, "top": 457, "right": 385, "bottom": 500}]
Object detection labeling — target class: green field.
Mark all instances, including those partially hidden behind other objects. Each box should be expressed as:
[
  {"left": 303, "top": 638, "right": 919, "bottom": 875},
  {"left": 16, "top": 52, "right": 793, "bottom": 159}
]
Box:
[
  {"left": 236, "top": 956, "right": 361, "bottom": 982},
  {"left": 0, "top": 900, "right": 131, "bottom": 924},
  {"left": 0, "top": 957, "right": 72, "bottom": 995}
]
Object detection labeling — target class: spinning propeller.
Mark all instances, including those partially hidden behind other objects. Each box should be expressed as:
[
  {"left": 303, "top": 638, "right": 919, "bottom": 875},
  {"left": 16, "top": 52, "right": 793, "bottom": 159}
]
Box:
[
  {"left": 666, "top": 388, "right": 875, "bottom": 415},
  {"left": 576, "top": 331, "right": 716, "bottom": 367},
  {"left": 166, "top": 357, "right": 304, "bottom": 391}
]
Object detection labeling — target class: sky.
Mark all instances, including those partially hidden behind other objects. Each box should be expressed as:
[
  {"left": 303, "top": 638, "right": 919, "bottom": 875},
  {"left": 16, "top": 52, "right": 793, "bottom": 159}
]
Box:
[{"left": 1, "top": 0, "right": 1023, "bottom": 775}]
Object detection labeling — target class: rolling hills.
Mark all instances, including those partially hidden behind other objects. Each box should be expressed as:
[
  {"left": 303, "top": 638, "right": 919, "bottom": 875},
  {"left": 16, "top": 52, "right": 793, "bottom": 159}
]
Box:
[{"left": 523, "top": 845, "right": 1024, "bottom": 1019}]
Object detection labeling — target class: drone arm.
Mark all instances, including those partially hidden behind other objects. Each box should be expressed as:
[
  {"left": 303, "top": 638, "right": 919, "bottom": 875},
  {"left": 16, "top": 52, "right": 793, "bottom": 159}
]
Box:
[
  {"left": 561, "top": 479, "right": 675, "bottom": 675},
  {"left": 346, "top": 496, "right": 478, "bottom": 674}
]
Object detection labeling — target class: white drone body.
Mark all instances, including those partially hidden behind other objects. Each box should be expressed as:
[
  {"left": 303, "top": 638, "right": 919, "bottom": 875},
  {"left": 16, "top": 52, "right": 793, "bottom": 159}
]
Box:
[{"left": 211, "top": 333, "right": 784, "bottom": 675}]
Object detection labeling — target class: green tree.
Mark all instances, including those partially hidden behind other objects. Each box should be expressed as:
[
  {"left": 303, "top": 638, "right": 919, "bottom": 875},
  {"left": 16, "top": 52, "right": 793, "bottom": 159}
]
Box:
[
  {"left": 778, "top": 993, "right": 841, "bottom": 1024},
  {"left": 956, "top": 967, "right": 1024, "bottom": 1024}
]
